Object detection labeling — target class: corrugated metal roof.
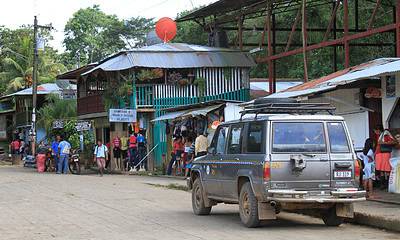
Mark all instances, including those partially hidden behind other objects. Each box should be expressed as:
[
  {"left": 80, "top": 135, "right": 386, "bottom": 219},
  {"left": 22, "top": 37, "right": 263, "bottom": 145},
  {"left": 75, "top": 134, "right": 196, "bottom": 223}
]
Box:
[
  {"left": 83, "top": 43, "right": 256, "bottom": 75},
  {"left": 267, "top": 58, "right": 400, "bottom": 99},
  {"left": 3, "top": 83, "right": 77, "bottom": 98}
]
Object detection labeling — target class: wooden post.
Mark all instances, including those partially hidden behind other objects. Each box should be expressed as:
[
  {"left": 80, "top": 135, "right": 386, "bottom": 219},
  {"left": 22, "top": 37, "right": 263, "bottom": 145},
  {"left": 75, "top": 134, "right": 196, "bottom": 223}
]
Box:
[
  {"left": 238, "top": 15, "right": 244, "bottom": 50},
  {"left": 302, "top": 0, "right": 309, "bottom": 81},
  {"left": 266, "top": 4, "right": 274, "bottom": 93},
  {"left": 344, "top": 0, "right": 350, "bottom": 68},
  {"left": 396, "top": 0, "right": 400, "bottom": 56}
]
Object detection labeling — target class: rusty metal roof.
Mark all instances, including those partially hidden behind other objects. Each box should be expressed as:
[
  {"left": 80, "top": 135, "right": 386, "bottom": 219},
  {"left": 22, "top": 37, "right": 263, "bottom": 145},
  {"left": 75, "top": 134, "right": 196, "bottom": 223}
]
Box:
[
  {"left": 266, "top": 58, "right": 400, "bottom": 99},
  {"left": 83, "top": 43, "right": 256, "bottom": 75}
]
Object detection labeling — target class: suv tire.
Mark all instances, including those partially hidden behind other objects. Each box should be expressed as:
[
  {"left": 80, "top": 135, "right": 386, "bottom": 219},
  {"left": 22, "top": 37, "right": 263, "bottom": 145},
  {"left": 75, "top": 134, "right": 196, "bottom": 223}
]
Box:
[
  {"left": 192, "top": 178, "right": 212, "bottom": 215},
  {"left": 322, "top": 206, "right": 344, "bottom": 226},
  {"left": 239, "top": 182, "right": 260, "bottom": 228}
]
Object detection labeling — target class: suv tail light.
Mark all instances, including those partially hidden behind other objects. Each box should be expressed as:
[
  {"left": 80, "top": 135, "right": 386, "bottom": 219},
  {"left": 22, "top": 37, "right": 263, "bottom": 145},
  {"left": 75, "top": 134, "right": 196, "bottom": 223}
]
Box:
[
  {"left": 354, "top": 158, "right": 361, "bottom": 186},
  {"left": 263, "top": 162, "right": 271, "bottom": 181}
]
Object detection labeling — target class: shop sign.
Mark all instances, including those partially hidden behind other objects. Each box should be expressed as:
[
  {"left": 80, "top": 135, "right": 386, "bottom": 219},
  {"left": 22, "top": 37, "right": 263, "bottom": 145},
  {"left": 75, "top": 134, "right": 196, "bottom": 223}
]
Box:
[
  {"left": 52, "top": 120, "right": 64, "bottom": 129},
  {"left": 76, "top": 121, "right": 91, "bottom": 131},
  {"left": 109, "top": 109, "right": 137, "bottom": 123},
  {"left": 364, "top": 87, "right": 382, "bottom": 98}
]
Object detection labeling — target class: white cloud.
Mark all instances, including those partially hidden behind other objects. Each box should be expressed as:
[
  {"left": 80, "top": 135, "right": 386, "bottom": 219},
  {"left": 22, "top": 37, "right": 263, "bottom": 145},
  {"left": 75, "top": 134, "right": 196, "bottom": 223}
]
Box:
[{"left": 0, "top": 0, "right": 215, "bottom": 52}]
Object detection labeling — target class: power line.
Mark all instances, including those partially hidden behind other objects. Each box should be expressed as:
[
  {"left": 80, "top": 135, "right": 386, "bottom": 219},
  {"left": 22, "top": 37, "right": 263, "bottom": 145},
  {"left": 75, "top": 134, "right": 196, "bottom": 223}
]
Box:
[{"left": 138, "top": 0, "right": 172, "bottom": 13}]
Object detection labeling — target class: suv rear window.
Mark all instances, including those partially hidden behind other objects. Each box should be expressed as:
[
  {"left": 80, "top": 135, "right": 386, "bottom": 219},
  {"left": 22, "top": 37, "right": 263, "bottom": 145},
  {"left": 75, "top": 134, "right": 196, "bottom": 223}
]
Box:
[
  {"left": 272, "top": 122, "right": 326, "bottom": 153},
  {"left": 327, "top": 122, "right": 350, "bottom": 153}
]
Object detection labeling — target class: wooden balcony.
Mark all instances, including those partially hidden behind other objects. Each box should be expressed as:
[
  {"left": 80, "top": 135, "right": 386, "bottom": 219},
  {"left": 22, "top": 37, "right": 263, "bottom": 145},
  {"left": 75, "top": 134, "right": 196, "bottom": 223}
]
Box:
[{"left": 77, "top": 95, "right": 105, "bottom": 116}]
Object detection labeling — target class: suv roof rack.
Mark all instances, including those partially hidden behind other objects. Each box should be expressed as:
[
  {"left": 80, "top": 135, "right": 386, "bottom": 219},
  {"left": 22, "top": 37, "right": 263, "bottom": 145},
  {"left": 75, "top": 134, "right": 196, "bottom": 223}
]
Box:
[{"left": 240, "top": 102, "right": 336, "bottom": 120}]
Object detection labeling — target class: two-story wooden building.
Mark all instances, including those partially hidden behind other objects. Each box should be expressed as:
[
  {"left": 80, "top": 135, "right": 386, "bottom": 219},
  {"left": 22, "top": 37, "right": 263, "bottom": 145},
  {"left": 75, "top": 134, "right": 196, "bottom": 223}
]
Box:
[{"left": 72, "top": 43, "right": 256, "bottom": 169}]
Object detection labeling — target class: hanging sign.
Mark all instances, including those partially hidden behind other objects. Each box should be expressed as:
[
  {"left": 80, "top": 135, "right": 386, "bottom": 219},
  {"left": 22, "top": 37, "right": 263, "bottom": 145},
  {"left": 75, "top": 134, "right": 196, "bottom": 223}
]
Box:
[
  {"left": 109, "top": 109, "right": 137, "bottom": 123},
  {"left": 52, "top": 120, "right": 64, "bottom": 129},
  {"left": 75, "top": 121, "right": 91, "bottom": 131}
]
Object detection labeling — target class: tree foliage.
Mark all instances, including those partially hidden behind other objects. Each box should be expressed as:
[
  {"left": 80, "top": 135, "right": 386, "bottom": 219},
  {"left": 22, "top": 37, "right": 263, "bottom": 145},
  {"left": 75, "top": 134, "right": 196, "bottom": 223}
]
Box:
[
  {"left": 0, "top": 27, "right": 67, "bottom": 94},
  {"left": 63, "top": 5, "right": 154, "bottom": 65}
]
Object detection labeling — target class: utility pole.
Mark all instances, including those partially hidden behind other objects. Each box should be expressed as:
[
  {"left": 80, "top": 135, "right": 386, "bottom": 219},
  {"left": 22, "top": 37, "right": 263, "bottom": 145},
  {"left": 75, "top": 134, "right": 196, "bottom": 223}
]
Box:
[{"left": 31, "top": 16, "right": 52, "bottom": 156}]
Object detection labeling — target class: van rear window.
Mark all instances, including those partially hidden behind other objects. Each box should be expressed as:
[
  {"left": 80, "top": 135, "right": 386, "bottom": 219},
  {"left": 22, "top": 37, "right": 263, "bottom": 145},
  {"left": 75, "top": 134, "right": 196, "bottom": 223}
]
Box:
[
  {"left": 327, "top": 122, "right": 350, "bottom": 153},
  {"left": 272, "top": 122, "right": 326, "bottom": 153}
]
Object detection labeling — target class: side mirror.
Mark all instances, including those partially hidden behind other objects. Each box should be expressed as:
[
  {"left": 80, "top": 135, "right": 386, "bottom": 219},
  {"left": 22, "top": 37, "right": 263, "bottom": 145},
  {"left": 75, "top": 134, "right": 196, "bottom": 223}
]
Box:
[{"left": 207, "top": 147, "right": 215, "bottom": 155}]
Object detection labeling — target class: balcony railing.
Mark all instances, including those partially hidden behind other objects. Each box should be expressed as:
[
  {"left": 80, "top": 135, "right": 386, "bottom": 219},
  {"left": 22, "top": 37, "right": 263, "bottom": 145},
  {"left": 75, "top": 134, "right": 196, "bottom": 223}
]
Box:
[{"left": 16, "top": 111, "right": 32, "bottom": 127}]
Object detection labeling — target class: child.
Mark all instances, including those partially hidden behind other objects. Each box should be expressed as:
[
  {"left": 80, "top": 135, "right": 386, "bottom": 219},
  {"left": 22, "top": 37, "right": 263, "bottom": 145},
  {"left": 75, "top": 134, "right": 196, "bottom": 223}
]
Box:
[{"left": 362, "top": 138, "right": 375, "bottom": 198}]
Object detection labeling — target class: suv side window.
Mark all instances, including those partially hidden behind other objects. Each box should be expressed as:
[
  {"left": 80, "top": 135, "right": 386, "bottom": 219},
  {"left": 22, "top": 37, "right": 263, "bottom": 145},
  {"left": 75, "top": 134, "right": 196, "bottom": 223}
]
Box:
[
  {"left": 227, "top": 124, "right": 243, "bottom": 154},
  {"left": 214, "top": 126, "right": 229, "bottom": 154},
  {"left": 327, "top": 122, "right": 350, "bottom": 153},
  {"left": 245, "top": 122, "right": 264, "bottom": 153}
]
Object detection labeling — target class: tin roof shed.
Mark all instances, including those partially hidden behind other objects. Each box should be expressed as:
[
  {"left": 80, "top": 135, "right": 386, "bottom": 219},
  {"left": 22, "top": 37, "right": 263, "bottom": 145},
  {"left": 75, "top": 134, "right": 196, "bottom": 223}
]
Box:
[{"left": 83, "top": 43, "right": 256, "bottom": 75}]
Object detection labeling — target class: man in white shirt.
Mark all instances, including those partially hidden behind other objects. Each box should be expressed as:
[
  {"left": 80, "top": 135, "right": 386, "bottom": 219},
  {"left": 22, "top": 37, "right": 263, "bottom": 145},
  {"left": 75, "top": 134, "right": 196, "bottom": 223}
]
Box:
[{"left": 94, "top": 139, "right": 108, "bottom": 177}]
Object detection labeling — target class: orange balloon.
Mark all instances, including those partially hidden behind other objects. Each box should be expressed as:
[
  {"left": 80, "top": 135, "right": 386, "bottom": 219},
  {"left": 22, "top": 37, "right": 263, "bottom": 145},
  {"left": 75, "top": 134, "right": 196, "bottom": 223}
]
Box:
[{"left": 155, "top": 17, "right": 177, "bottom": 42}]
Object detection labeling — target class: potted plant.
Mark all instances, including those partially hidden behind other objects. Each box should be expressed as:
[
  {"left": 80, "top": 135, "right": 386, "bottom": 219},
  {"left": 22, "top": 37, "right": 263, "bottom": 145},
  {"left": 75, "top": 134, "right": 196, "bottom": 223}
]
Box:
[
  {"left": 193, "top": 77, "right": 206, "bottom": 97},
  {"left": 178, "top": 78, "right": 189, "bottom": 86}
]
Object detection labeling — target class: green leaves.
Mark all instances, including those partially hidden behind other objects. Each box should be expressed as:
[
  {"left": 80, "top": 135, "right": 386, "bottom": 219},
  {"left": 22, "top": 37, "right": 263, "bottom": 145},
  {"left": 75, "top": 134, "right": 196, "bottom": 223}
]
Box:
[{"left": 63, "top": 5, "right": 154, "bottom": 64}]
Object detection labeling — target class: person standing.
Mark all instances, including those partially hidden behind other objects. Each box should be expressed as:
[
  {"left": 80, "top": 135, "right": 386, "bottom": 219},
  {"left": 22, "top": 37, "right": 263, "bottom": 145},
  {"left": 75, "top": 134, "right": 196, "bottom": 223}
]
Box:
[
  {"left": 57, "top": 135, "right": 71, "bottom": 174},
  {"left": 362, "top": 138, "right": 375, "bottom": 198},
  {"left": 137, "top": 132, "right": 147, "bottom": 170},
  {"left": 120, "top": 134, "right": 129, "bottom": 171},
  {"left": 51, "top": 135, "right": 61, "bottom": 172},
  {"left": 10, "top": 139, "right": 20, "bottom": 165},
  {"left": 112, "top": 135, "right": 121, "bottom": 170},
  {"left": 167, "top": 136, "right": 184, "bottom": 175},
  {"left": 375, "top": 129, "right": 396, "bottom": 189},
  {"left": 195, "top": 132, "right": 208, "bottom": 157},
  {"left": 128, "top": 133, "right": 137, "bottom": 171},
  {"left": 94, "top": 139, "right": 108, "bottom": 177}
]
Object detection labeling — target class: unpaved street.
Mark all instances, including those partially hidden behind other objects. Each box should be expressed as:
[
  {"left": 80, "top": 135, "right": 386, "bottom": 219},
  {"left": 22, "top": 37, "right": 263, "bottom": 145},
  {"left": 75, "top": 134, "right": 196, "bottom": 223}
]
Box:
[{"left": 0, "top": 166, "right": 398, "bottom": 240}]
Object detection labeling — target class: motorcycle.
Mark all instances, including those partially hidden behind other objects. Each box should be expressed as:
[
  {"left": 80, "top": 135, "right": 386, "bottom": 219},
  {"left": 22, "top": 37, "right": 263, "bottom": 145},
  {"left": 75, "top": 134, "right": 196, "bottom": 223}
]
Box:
[{"left": 69, "top": 149, "right": 81, "bottom": 175}]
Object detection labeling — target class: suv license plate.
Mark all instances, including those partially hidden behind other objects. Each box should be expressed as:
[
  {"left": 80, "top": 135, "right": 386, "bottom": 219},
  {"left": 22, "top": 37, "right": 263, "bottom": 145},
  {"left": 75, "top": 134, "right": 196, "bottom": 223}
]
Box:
[{"left": 334, "top": 170, "right": 352, "bottom": 178}]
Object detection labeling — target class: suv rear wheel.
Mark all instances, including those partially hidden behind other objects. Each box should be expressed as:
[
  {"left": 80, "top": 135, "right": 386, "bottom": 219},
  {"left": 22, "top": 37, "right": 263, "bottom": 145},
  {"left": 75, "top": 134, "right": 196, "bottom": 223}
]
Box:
[
  {"left": 239, "top": 182, "right": 260, "bottom": 228},
  {"left": 192, "top": 178, "right": 212, "bottom": 215},
  {"left": 322, "top": 206, "right": 344, "bottom": 226}
]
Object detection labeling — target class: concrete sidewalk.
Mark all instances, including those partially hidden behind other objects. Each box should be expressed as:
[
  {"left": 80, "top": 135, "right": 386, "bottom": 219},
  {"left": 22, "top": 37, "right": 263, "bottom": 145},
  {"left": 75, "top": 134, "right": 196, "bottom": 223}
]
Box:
[{"left": 137, "top": 175, "right": 400, "bottom": 232}]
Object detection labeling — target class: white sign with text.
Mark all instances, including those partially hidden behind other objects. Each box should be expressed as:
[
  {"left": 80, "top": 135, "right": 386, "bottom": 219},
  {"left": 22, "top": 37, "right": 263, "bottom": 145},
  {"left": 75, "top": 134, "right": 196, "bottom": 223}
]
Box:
[{"left": 109, "top": 109, "right": 137, "bottom": 123}]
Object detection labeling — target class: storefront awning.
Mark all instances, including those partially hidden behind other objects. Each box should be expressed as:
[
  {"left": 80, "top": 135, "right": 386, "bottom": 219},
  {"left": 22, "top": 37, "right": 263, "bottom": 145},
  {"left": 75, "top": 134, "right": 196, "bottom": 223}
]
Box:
[
  {"left": 151, "top": 104, "right": 224, "bottom": 122},
  {"left": 181, "top": 104, "right": 223, "bottom": 118},
  {"left": 151, "top": 110, "right": 188, "bottom": 122}
]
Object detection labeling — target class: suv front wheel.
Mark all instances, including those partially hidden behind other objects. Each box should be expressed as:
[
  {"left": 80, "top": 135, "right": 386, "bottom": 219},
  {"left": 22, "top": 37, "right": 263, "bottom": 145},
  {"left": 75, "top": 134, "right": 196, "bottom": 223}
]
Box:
[
  {"left": 239, "top": 182, "right": 260, "bottom": 228},
  {"left": 192, "top": 178, "right": 212, "bottom": 215}
]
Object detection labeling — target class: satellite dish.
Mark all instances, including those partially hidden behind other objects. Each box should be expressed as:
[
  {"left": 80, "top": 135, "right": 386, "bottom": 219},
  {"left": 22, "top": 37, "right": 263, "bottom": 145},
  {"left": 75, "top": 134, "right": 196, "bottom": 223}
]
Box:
[
  {"left": 55, "top": 79, "right": 71, "bottom": 89},
  {"left": 155, "top": 17, "right": 177, "bottom": 43},
  {"left": 146, "top": 30, "right": 163, "bottom": 46}
]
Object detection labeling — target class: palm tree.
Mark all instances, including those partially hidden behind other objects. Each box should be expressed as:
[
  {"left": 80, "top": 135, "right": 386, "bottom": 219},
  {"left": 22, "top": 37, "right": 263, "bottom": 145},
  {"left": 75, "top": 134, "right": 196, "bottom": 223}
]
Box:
[
  {"left": 37, "top": 94, "right": 77, "bottom": 134},
  {"left": 0, "top": 35, "right": 67, "bottom": 94}
]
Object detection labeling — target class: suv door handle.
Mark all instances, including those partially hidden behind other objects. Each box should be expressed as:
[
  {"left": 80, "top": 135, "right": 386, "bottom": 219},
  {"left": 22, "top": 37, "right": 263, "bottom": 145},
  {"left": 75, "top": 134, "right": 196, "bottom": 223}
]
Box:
[
  {"left": 234, "top": 158, "right": 240, "bottom": 161},
  {"left": 319, "top": 158, "right": 329, "bottom": 162}
]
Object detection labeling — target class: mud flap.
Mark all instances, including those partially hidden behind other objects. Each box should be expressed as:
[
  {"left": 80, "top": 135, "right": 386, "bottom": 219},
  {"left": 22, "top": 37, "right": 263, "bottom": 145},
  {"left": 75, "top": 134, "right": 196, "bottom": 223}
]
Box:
[
  {"left": 336, "top": 203, "right": 354, "bottom": 218},
  {"left": 258, "top": 202, "right": 277, "bottom": 220}
]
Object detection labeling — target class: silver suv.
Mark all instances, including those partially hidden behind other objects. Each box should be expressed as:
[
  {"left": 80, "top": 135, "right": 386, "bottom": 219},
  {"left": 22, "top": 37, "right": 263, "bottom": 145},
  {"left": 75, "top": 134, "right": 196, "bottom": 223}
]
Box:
[{"left": 187, "top": 100, "right": 366, "bottom": 228}]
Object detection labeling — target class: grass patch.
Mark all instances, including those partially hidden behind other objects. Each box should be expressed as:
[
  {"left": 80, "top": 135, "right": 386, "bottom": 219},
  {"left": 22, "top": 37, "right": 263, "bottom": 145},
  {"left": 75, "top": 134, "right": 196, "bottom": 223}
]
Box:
[{"left": 146, "top": 183, "right": 189, "bottom": 192}]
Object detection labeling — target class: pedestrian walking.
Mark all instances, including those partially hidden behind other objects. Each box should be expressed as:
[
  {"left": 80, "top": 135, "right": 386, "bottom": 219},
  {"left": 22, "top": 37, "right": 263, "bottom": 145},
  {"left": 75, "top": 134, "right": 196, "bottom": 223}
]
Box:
[
  {"left": 57, "top": 135, "right": 71, "bottom": 174},
  {"left": 128, "top": 133, "right": 137, "bottom": 171},
  {"left": 51, "top": 135, "right": 61, "bottom": 172},
  {"left": 112, "top": 135, "right": 121, "bottom": 170},
  {"left": 94, "top": 139, "right": 108, "bottom": 177}
]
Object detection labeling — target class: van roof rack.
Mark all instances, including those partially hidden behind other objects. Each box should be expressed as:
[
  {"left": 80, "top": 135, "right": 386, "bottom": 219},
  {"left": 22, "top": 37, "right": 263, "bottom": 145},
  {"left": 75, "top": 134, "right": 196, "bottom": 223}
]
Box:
[{"left": 240, "top": 102, "right": 336, "bottom": 120}]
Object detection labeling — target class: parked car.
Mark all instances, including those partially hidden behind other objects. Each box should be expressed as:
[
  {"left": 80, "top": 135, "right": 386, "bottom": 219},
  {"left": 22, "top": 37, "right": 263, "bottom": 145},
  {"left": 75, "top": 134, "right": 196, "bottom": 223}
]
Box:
[{"left": 187, "top": 99, "right": 366, "bottom": 228}]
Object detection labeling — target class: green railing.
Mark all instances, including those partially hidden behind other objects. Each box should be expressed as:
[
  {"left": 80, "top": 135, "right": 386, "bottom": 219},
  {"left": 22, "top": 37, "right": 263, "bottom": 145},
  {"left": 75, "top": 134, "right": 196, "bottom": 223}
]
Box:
[
  {"left": 152, "top": 88, "right": 250, "bottom": 167},
  {"left": 136, "top": 85, "right": 153, "bottom": 107}
]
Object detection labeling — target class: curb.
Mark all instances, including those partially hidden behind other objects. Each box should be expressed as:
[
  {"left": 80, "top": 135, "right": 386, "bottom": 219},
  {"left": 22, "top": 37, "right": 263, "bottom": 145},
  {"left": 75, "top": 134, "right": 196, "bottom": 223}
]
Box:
[
  {"left": 368, "top": 198, "right": 400, "bottom": 206},
  {"left": 348, "top": 212, "right": 400, "bottom": 232}
]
